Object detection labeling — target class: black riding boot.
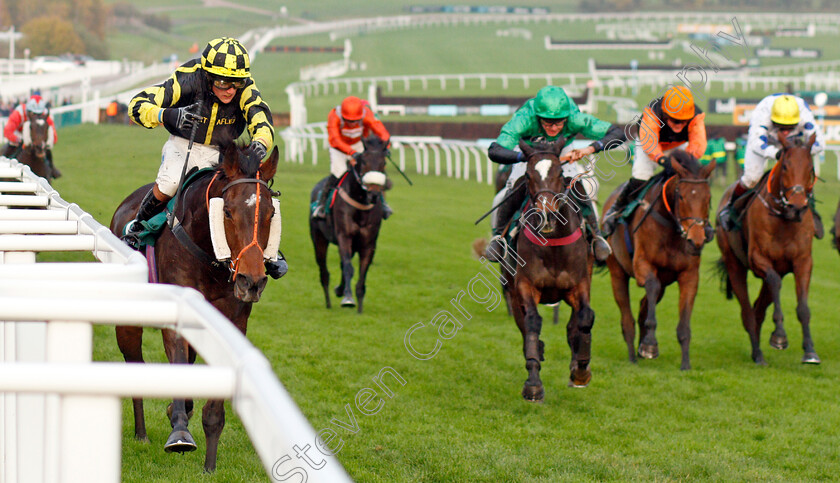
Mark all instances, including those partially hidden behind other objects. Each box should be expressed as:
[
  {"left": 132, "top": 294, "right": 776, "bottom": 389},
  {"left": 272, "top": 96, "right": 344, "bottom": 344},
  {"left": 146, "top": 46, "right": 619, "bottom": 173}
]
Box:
[
  {"left": 574, "top": 197, "right": 612, "bottom": 263},
  {"left": 602, "top": 178, "right": 646, "bottom": 237},
  {"left": 719, "top": 181, "right": 749, "bottom": 232},
  {"left": 47, "top": 149, "right": 61, "bottom": 178},
  {"left": 810, "top": 195, "right": 824, "bottom": 239},
  {"left": 123, "top": 189, "right": 168, "bottom": 250},
  {"left": 265, "top": 249, "right": 289, "bottom": 279},
  {"left": 485, "top": 184, "right": 526, "bottom": 262},
  {"left": 312, "top": 175, "right": 338, "bottom": 219}
]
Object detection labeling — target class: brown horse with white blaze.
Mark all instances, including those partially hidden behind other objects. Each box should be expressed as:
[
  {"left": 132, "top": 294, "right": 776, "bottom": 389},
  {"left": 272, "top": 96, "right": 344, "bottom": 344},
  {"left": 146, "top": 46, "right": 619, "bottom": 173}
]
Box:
[
  {"left": 17, "top": 113, "right": 54, "bottom": 181},
  {"left": 109, "top": 143, "right": 280, "bottom": 472},
  {"left": 716, "top": 133, "right": 819, "bottom": 365},
  {"left": 602, "top": 151, "right": 715, "bottom": 370},
  {"left": 502, "top": 139, "right": 595, "bottom": 401}
]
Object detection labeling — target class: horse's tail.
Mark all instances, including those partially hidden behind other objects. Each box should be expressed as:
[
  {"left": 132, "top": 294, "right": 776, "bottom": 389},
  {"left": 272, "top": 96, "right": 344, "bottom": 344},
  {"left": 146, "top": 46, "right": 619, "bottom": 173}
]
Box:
[
  {"left": 472, "top": 238, "right": 488, "bottom": 259},
  {"left": 713, "top": 257, "right": 733, "bottom": 300}
]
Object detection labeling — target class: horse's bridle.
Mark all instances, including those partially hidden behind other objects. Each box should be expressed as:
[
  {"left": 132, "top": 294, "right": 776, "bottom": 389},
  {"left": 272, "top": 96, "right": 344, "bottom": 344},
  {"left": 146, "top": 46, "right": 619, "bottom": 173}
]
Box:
[
  {"left": 757, "top": 148, "right": 814, "bottom": 219},
  {"left": 526, "top": 169, "right": 585, "bottom": 232},
  {"left": 660, "top": 175, "right": 712, "bottom": 239}
]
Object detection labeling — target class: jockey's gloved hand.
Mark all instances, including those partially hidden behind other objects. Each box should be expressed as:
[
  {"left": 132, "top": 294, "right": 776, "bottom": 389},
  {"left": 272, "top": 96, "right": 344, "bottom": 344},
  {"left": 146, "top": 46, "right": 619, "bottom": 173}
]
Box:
[
  {"left": 162, "top": 102, "right": 201, "bottom": 131},
  {"left": 658, "top": 154, "right": 676, "bottom": 176},
  {"left": 247, "top": 140, "right": 267, "bottom": 161}
]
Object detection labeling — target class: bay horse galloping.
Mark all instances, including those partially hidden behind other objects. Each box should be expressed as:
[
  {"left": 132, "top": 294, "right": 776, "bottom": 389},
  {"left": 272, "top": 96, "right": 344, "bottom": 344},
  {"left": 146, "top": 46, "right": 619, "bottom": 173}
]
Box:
[
  {"left": 503, "top": 139, "right": 594, "bottom": 402},
  {"left": 18, "top": 113, "right": 54, "bottom": 181},
  {"left": 110, "top": 143, "right": 280, "bottom": 472},
  {"left": 716, "top": 133, "right": 819, "bottom": 365},
  {"left": 602, "top": 151, "right": 716, "bottom": 370},
  {"left": 310, "top": 136, "right": 389, "bottom": 313}
]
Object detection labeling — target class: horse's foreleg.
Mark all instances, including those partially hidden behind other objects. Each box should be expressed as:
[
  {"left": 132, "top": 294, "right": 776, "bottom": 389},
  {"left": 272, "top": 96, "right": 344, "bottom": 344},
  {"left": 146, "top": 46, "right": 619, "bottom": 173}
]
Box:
[
  {"left": 202, "top": 399, "right": 226, "bottom": 473},
  {"left": 636, "top": 264, "right": 661, "bottom": 360},
  {"left": 753, "top": 282, "right": 777, "bottom": 348},
  {"left": 566, "top": 288, "right": 594, "bottom": 387},
  {"left": 793, "top": 257, "right": 819, "bottom": 364},
  {"left": 336, "top": 235, "right": 355, "bottom": 308},
  {"left": 608, "top": 261, "right": 636, "bottom": 363},
  {"left": 355, "top": 246, "right": 376, "bottom": 314},
  {"left": 676, "top": 269, "right": 700, "bottom": 371},
  {"left": 116, "top": 326, "right": 148, "bottom": 442},
  {"left": 161, "top": 328, "right": 197, "bottom": 453},
  {"left": 518, "top": 283, "right": 544, "bottom": 401},
  {"left": 758, "top": 265, "right": 786, "bottom": 354}
]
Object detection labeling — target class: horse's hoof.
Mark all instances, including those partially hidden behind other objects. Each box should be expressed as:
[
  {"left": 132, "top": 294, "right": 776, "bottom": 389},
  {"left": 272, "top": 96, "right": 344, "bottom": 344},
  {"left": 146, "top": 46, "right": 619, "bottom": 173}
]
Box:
[
  {"left": 522, "top": 383, "right": 544, "bottom": 402},
  {"left": 341, "top": 296, "right": 355, "bottom": 307},
  {"left": 638, "top": 344, "right": 659, "bottom": 359},
  {"left": 568, "top": 369, "right": 591, "bottom": 388},
  {"left": 164, "top": 430, "right": 197, "bottom": 453},
  {"left": 753, "top": 354, "right": 767, "bottom": 366},
  {"left": 769, "top": 334, "right": 788, "bottom": 350},
  {"left": 802, "top": 352, "right": 821, "bottom": 364}
]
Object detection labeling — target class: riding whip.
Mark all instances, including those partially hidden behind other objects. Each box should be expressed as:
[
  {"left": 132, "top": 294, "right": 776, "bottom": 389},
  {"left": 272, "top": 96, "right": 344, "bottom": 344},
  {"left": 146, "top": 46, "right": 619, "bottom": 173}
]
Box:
[
  {"left": 386, "top": 153, "right": 413, "bottom": 186},
  {"left": 474, "top": 181, "right": 526, "bottom": 225},
  {"left": 168, "top": 98, "right": 203, "bottom": 229}
]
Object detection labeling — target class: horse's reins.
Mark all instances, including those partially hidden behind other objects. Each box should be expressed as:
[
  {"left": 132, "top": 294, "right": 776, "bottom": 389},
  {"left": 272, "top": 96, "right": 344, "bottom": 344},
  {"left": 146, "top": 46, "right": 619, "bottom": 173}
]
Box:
[{"left": 339, "top": 157, "right": 378, "bottom": 211}]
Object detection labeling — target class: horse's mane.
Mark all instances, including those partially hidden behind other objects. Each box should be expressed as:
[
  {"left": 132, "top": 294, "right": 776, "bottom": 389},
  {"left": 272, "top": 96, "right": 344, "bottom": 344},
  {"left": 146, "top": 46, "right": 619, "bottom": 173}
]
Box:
[
  {"left": 216, "top": 137, "right": 260, "bottom": 178},
  {"left": 528, "top": 137, "right": 567, "bottom": 156},
  {"left": 364, "top": 135, "right": 387, "bottom": 152},
  {"left": 670, "top": 150, "right": 703, "bottom": 176}
]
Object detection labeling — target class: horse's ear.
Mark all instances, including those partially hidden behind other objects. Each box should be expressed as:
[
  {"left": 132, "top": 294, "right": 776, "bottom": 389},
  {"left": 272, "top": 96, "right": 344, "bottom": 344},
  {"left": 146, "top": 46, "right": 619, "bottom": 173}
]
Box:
[
  {"left": 259, "top": 146, "right": 279, "bottom": 181},
  {"left": 518, "top": 139, "right": 533, "bottom": 159},
  {"left": 222, "top": 145, "right": 239, "bottom": 178},
  {"left": 670, "top": 156, "right": 691, "bottom": 179},
  {"left": 700, "top": 159, "right": 717, "bottom": 179},
  {"left": 808, "top": 132, "right": 816, "bottom": 150},
  {"left": 554, "top": 137, "right": 566, "bottom": 156}
]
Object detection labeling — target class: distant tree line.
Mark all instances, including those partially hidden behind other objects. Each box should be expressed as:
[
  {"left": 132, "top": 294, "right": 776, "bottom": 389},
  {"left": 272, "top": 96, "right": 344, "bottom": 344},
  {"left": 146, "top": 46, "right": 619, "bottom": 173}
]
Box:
[{"left": 0, "top": 0, "right": 170, "bottom": 59}]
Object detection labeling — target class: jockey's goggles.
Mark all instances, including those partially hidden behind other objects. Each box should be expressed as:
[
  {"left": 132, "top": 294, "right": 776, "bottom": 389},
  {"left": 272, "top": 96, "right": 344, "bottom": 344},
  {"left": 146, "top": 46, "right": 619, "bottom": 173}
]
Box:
[
  {"left": 341, "top": 117, "right": 362, "bottom": 124},
  {"left": 212, "top": 77, "right": 246, "bottom": 90},
  {"left": 772, "top": 121, "right": 797, "bottom": 131},
  {"left": 538, "top": 117, "right": 566, "bottom": 127}
]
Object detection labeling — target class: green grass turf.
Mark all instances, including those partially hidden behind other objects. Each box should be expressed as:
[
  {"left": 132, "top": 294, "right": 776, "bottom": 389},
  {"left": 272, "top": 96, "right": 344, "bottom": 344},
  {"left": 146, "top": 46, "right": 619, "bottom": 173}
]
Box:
[{"left": 46, "top": 122, "right": 840, "bottom": 482}]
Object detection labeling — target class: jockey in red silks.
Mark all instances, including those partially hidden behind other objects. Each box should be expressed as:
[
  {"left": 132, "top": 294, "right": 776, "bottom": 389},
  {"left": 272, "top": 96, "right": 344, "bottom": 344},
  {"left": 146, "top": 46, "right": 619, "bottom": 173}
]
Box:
[{"left": 3, "top": 94, "right": 62, "bottom": 177}]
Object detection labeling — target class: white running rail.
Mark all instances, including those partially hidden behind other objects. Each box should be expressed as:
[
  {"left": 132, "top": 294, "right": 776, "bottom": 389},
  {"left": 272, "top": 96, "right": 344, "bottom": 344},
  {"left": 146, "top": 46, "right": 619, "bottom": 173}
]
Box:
[{"left": 0, "top": 157, "right": 350, "bottom": 483}]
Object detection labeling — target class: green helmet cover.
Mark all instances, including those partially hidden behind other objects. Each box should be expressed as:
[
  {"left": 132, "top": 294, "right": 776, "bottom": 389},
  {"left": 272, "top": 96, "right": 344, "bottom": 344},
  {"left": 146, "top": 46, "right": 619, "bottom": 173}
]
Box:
[{"left": 534, "top": 86, "right": 571, "bottom": 120}]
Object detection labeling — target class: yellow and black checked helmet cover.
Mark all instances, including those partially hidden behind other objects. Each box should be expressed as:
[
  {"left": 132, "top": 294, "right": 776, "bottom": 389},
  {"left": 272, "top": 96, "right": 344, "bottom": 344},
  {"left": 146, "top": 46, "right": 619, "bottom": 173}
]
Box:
[{"left": 201, "top": 37, "right": 250, "bottom": 79}]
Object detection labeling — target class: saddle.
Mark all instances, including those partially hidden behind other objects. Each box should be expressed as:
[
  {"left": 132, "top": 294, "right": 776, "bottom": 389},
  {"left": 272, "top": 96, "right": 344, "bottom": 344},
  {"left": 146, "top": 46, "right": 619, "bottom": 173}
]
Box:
[{"left": 130, "top": 168, "right": 214, "bottom": 249}]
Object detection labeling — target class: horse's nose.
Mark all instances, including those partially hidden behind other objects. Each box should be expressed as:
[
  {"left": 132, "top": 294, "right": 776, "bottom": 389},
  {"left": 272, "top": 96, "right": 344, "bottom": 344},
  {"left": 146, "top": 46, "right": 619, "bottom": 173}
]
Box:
[{"left": 234, "top": 273, "right": 268, "bottom": 302}]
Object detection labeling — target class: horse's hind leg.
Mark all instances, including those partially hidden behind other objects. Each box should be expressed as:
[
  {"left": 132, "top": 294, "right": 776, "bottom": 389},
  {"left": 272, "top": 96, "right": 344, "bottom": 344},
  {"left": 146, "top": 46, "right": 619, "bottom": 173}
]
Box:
[
  {"left": 336, "top": 236, "right": 356, "bottom": 307},
  {"left": 608, "top": 261, "right": 636, "bottom": 363},
  {"left": 311, "top": 226, "right": 332, "bottom": 308},
  {"left": 793, "top": 256, "right": 819, "bottom": 364},
  {"left": 116, "top": 326, "right": 148, "bottom": 442},
  {"left": 202, "top": 399, "right": 225, "bottom": 473},
  {"left": 727, "top": 259, "right": 763, "bottom": 364}
]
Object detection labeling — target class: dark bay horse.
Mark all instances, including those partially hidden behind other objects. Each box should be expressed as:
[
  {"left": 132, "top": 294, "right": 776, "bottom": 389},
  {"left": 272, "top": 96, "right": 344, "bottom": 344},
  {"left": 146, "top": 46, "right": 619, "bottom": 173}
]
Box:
[
  {"left": 18, "top": 114, "right": 54, "bottom": 181},
  {"left": 109, "top": 143, "right": 280, "bottom": 472},
  {"left": 503, "top": 139, "right": 595, "bottom": 402},
  {"left": 310, "top": 136, "right": 389, "bottom": 313},
  {"left": 602, "top": 152, "right": 716, "bottom": 370},
  {"left": 716, "top": 133, "right": 819, "bottom": 365}
]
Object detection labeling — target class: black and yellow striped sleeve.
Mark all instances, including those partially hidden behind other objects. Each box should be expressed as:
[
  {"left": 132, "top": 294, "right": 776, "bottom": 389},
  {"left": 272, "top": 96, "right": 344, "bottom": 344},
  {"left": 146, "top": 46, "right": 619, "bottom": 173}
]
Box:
[{"left": 239, "top": 80, "right": 274, "bottom": 150}]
